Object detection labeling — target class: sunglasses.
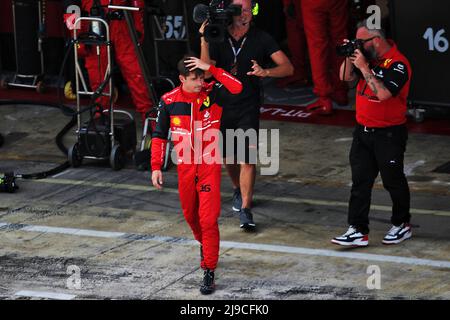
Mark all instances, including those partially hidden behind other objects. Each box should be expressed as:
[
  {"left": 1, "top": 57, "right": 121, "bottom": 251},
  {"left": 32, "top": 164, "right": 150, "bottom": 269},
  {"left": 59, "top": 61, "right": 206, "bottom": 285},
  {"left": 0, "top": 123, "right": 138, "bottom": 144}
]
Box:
[{"left": 360, "top": 36, "right": 380, "bottom": 43}]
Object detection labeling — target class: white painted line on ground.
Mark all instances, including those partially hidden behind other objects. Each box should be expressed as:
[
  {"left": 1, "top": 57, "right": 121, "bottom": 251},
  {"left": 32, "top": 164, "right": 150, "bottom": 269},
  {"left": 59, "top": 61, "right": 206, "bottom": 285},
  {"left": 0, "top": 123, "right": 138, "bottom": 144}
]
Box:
[
  {"left": 2, "top": 221, "right": 449, "bottom": 269},
  {"left": 430, "top": 180, "right": 450, "bottom": 185},
  {"left": 52, "top": 169, "right": 74, "bottom": 178},
  {"left": 254, "top": 195, "right": 450, "bottom": 217},
  {"left": 15, "top": 290, "right": 76, "bottom": 300},
  {"left": 39, "top": 178, "right": 165, "bottom": 193},
  {"left": 220, "top": 241, "right": 450, "bottom": 269},
  {"left": 21, "top": 225, "right": 126, "bottom": 238},
  {"left": 334, "top": 137, "right": 353, "bottom": 142},
  {"left": 36, "top": 178, "right": 450, "bottom": 217},
  {"left": 404, "top": 160, "right": 426, "bottom": 176}
]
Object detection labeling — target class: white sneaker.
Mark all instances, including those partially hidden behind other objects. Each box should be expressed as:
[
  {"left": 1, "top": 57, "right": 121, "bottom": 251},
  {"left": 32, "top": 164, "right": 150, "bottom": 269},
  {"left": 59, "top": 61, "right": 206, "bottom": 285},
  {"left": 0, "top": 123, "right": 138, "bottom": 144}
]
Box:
[
  {"left": 331, "top": 226, "right": 369, "bottom": 247},
  {"left": 382, "top": 223, "right": 412, "bottom": 245}
]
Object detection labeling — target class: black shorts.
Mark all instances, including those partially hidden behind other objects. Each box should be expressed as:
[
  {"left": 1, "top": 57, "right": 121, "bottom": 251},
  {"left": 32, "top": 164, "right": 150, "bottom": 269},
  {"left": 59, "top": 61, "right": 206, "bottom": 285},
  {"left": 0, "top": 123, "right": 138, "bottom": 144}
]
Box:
[{"left": 220, "top": 105, "right": 260, "bottom": 164}]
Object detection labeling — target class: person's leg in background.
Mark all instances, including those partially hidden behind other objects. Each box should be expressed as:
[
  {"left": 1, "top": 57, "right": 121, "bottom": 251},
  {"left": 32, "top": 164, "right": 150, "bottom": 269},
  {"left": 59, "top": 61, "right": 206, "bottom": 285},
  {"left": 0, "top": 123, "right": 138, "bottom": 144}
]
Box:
[
  {"left": 221, "top": 106, "right": 257, "bottom": 230},
  {"left": 81, "top": 0, "right": 111, "bottom": 112},
  {"left": 225, "top": 164, "right": 241, "bottom": 190},
  {"left": 231, "top": 160, "right": 256, "bottom": 230},
  {"left": 221, "top": 109, "right": 242, "bottom": 213},
  {"left": 111, "top": 20, "right": 152, "bottom": 124},
  {"left": 329, "top": 0, "right": 349, "bottom": 106},
  {"left": 83, "top": 44, "right": 110, "bottom": 114},
  {"left": 375, "top": 126, "right": 412, "bottom": 244},
  {"left": 239, "top": 162, "right": 256, "bottom": 209},
  {"left": 277, "top": 0, "right": 309, "bottom": 88},
  {"left": 225, "top": 162, "right": 242, "bottom": 211},
  {"left": 235, "top": 108, "right": 259, "bottom": 230},
  {"left": 332, "top": 127, "right": 378, "bottom": 246},
  {"left": 375, "top": 127, "right": 411, "bottom": 226},
  {"left": 301, "top": 0, "right": 334, "bottom": 115},
  {"left": 347, "top": 129, "right": 379, "bottom": 234}
]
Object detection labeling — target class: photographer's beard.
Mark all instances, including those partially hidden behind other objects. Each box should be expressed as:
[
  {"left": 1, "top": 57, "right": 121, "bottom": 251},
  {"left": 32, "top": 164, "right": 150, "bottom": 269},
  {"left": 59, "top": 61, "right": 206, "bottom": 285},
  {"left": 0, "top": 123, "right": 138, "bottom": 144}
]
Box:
[{"left": 363, "top": 44, "right": 378, "bottom": 61}]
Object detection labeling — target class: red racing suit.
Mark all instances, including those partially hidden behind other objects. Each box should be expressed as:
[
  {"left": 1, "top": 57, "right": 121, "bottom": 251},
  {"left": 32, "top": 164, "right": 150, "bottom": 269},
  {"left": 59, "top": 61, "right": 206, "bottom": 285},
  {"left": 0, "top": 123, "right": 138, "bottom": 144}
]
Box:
[
  {"left": 301, "top": 0, "right": 349, "bottom": 99},
  {"left": 282, "top": 0, "right": 308, "bottom": 80},
  {"left": 151, "top": 65, "right": 242, "bottom": 271},
  {"left": 80, "top": 0, "right": 151, "bottom": 118}
]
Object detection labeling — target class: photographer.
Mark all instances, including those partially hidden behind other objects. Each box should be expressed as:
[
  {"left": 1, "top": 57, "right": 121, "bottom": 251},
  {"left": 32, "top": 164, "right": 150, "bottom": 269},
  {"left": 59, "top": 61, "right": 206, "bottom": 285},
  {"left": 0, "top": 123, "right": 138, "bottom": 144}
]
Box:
[
  {"left": 332, "top": 21, "right": 412, "bottom": 247},
  {"left": 199, "top": 0, "right": 294, "bottom": 231}
]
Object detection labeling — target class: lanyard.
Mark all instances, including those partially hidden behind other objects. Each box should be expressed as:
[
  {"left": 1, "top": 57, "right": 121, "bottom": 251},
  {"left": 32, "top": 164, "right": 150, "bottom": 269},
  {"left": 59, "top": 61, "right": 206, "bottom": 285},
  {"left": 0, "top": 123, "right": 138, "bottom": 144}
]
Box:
[{"left": 228, "top": 36, "right": 247, "bottom": 64}]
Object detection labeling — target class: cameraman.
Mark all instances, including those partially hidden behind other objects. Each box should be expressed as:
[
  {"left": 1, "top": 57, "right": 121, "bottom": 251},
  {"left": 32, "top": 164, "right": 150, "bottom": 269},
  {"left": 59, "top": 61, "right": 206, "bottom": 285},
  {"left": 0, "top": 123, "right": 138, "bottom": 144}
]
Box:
[
  {"left": 199, "top": 0, "right": 293, "bottom": 231},
  {"left": 332, "top": 21, "right": 413, "bottom": 247}
]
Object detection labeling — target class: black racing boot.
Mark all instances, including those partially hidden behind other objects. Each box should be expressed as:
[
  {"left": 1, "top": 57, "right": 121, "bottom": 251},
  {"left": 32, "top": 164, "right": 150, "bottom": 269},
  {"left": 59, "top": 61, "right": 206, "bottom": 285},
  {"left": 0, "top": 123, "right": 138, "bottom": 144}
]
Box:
[{"left": 199, "top": 269, "right": 215, "bottom": 295}]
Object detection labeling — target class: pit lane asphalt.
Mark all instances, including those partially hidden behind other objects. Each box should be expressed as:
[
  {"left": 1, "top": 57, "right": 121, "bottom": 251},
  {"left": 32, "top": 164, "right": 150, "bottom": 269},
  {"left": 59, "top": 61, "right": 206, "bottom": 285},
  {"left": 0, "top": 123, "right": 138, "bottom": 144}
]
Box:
[{"left": 0, "top": 103, "right": 449, "bottom": 300}]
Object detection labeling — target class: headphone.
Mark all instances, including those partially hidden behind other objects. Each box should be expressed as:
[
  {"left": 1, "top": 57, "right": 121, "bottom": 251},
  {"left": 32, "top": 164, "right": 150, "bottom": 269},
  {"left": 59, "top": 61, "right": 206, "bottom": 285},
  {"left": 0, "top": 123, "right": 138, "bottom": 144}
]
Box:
[{"left": 251, "top": 1, "right": 259, "bottom": 16}]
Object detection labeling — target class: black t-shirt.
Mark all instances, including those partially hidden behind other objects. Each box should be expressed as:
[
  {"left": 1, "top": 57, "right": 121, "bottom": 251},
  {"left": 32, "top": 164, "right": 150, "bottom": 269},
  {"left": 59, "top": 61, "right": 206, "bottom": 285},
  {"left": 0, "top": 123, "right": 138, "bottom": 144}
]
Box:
[{"left": 209, "top": 26, "right": 280, "bottom": 109}]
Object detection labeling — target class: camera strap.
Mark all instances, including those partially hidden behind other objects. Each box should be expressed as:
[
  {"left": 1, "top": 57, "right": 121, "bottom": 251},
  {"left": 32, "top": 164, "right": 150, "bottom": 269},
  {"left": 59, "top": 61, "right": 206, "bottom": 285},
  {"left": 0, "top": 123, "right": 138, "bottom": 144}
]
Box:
[{"left": 228, "top": 36, "right": 247, "bottom": 75}]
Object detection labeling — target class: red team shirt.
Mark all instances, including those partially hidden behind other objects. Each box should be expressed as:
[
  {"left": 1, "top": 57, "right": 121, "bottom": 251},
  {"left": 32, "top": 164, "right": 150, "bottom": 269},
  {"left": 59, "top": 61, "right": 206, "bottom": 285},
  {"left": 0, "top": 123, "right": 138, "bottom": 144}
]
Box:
[{"left": 356, "top": 40, "right": 412, "bottom": 128}]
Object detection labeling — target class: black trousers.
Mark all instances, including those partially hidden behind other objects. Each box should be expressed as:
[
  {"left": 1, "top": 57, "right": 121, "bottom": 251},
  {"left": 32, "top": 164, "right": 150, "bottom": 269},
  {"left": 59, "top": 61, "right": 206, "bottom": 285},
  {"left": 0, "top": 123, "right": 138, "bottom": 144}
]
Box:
[{"left": 348, "top": 124, "right": 411, "bottom": 234}]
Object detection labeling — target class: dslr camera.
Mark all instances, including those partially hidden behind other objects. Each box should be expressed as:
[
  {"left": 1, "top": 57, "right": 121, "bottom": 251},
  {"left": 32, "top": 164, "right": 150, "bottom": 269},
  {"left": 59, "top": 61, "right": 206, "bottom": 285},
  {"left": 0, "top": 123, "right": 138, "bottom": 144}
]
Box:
[
  {"left": 193, "top": 0, "right": 242, "bottom": 43},
  {"left": 336, "top": 39, "right": 365, "bottom": 57}
]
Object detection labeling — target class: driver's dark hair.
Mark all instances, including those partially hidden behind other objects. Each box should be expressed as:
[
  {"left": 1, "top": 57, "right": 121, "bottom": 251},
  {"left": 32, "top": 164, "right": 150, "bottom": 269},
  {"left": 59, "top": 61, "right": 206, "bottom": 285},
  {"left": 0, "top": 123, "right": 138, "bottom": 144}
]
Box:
[{"left": 177, "top": 54, "right": 205, "bottom": 77}]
